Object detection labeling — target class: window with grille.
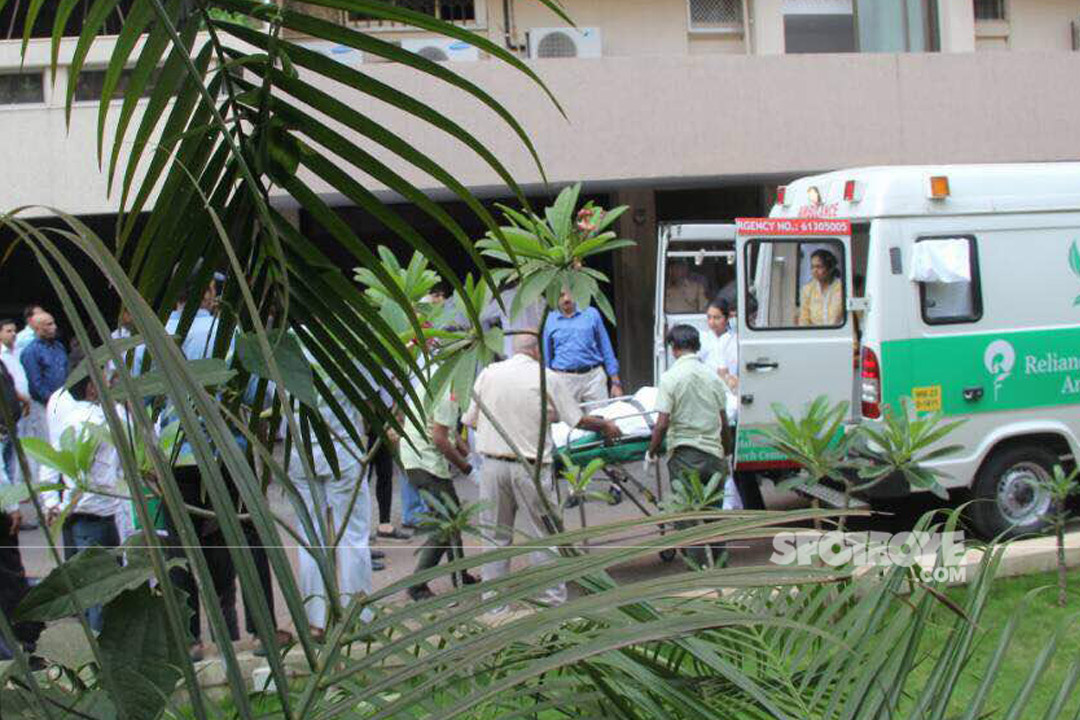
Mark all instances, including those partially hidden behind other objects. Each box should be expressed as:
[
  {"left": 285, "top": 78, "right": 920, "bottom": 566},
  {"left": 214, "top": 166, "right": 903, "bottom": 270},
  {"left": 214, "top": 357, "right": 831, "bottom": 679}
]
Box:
[
  {"left": 349, "top": 0, "right": 477, "bottom": 28},
  {"left": 688, "top": 0, "right": 744, "bottom": 30},
  {"left": 0, "top": 72, "right": 44, "bottom": 105},
  {"left": 0, "top": 0, "right": 135, "bottom": 40},
  {"left": 974, "top": 0, "right": 1006, "bottom": 21},
  {"left": 73, "top": 68, "right": 161, "bottom": 103}
]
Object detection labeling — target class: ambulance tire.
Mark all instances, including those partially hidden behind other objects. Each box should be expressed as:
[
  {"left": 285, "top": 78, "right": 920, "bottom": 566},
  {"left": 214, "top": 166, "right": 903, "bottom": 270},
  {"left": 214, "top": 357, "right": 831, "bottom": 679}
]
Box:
[{"left": 970, "top": 445, "right": 1056, "bottom": 541}]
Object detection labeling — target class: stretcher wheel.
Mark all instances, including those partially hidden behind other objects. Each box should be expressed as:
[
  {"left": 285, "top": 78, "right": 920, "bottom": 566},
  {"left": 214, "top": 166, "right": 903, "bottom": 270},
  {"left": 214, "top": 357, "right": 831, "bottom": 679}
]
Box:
[
  {"left": 659, "top": 549, "right": 677, "bottom": 563},
  {"left": 607, "top": 486, "right": 623, "bottom": 506}
]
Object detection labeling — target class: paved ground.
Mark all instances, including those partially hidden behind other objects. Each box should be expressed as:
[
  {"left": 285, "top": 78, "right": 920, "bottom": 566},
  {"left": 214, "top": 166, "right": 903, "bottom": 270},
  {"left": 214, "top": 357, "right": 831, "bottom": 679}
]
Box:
[{"left": 16, "top": 464, "right": 942, "bottom": 666}]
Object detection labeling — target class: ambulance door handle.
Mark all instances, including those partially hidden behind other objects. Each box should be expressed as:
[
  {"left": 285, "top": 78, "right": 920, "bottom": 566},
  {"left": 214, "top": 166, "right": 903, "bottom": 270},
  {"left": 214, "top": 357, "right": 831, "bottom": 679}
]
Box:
[
  {"left": 746, "top": 359, "right": 779, "bottom": 372},
  {"left": 963, "top": 386, "right": 984, "bottom": 402}
]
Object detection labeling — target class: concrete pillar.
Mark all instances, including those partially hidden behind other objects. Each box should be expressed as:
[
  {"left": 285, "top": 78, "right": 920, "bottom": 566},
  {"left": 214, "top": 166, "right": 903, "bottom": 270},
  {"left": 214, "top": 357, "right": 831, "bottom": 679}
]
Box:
[
  {"left": 612, "top": 188, "right": 658, "bottom": 393},
  {"left": 751, "top": 0, "right": 787, "bottom": 55},
  {"left": 936, "top": 0, "right": 976, "bottom": 52}
]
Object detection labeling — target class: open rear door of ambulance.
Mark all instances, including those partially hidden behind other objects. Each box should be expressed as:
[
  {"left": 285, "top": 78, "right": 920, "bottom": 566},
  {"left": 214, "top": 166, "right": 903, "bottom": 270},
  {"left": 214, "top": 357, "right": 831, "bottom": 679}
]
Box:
[{"left": 735, "top": 218, "right": 855, "bottom": 474}]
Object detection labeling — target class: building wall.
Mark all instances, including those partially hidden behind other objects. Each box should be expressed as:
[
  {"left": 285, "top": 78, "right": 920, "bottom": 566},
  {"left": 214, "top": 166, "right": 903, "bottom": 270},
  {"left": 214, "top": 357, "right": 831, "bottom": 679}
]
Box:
[
  {"left": 1002, "top": 0, "right": 1078, "bottom": 51},
  {"left": 4, "top": 1, "right": 1080, "bottom": 219}
]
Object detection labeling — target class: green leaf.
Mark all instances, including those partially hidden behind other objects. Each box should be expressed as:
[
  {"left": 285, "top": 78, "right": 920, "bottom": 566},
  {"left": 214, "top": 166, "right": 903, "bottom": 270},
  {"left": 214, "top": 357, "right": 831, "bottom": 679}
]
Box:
[
  {"left": 546, "top": 183, "right": 581, "bottom": 242},
  {"left": 235, "top": 330, "right": 317, "bottom": 408},
  {"left": 1070, "top": 240, "right": 1080, "bottom": 278},
  {"left": 20, "top": 436, "right": 80, "bottom": 480},
  {"left": 593, "top": 289, "right": 618, "bottom": 326},
  {"left": 266, "top": 122, "right": 302, "bottom": 184},
  {"left": 94, "top": 0, "right": 155, "bottom": 166},
  {"left": 0, "top": 483, "right": 30, "bottom": 508},
  {"left": 111, "top": 359, "right": 235, "bottom": 401},
  {"left": 15, "top": 547, "right": 178, "bottom": 623},
  {"left": 98, "top": 585, "right": 190, "bottom": 720}
]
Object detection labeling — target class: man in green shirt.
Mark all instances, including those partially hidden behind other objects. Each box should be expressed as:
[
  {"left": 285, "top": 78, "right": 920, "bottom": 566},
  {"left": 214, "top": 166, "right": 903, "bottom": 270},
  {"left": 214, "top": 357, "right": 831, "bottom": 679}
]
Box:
[
  {"left": 400, "top": 384, "right": 478, "bottom": 601},
  {"left": 647, "top": 324, "right": 730, "bottom": 564}
]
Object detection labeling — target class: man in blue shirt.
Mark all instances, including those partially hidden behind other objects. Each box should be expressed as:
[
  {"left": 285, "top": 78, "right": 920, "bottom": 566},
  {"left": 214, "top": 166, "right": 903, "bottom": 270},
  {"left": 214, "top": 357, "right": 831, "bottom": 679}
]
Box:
[
  {"left": 20, "top": 311, "right": 67, "bottom": 491},
  {"left": 542, "top": 291, "right": 622, "bottom": 403},
  {"left": 20, "top": 311, "right": 67, "bottom": 407}
]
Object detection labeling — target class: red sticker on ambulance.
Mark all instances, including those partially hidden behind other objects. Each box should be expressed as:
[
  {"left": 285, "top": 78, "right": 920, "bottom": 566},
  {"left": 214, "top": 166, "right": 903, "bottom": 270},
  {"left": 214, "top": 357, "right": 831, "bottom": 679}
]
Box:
[{"left": 735, "top": 218, "right": 852, "bottom": 236}]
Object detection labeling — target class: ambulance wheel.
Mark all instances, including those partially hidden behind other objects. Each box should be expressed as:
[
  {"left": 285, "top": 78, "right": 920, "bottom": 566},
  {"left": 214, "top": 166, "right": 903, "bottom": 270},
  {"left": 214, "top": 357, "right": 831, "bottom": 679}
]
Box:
[
  {"left": 659, "top": 549, "right": 677, "bottom": 563},
  {"left": 970, "top": 445, "right": 1056, "bottom": 540}
]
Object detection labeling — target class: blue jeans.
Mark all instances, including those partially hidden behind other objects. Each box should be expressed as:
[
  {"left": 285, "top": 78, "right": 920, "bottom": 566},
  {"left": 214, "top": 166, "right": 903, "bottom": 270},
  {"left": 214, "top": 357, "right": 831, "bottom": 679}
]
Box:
[
  {"left": 400, "top": 466, "right": 427, "bottom": 526},
  {"left": 62, "top": 514, "right": 120, "bottom": 632}
]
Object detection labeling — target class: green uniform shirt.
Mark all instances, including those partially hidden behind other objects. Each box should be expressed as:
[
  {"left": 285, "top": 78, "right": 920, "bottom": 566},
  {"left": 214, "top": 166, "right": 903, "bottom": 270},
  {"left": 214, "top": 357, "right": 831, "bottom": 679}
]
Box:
[
  {"left": 399, "top": 386, "right": 460, "bottom": 479},
  {"left": 655, "top": 353, "right": 726, "bottom": 460}
]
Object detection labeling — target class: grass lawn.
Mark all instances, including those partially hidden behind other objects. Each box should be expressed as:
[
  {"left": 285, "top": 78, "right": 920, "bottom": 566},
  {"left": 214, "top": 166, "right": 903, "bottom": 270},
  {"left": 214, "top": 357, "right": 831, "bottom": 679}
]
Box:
[{"left": 908, "top": 567, "right": 1080, "bottom": 718}]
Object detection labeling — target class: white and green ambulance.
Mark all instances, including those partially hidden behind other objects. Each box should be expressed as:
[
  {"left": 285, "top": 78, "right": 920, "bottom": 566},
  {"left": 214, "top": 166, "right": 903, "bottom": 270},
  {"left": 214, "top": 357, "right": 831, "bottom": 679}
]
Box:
[{"left": 655, "top": 164, "right": 1080, "bottom": 538}]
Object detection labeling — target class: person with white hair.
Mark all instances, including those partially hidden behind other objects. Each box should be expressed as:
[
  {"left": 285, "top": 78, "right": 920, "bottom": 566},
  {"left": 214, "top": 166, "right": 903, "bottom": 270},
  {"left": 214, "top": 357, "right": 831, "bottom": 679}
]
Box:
[{"left": 463, "top": 333, "right": 620, "bottom": 606}]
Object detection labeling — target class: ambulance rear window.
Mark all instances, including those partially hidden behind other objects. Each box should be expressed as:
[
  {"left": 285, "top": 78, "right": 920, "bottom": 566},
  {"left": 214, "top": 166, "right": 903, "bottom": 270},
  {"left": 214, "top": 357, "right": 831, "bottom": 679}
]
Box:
[{"left": 915, "top": 235, "right": 983, "bottom": 325}]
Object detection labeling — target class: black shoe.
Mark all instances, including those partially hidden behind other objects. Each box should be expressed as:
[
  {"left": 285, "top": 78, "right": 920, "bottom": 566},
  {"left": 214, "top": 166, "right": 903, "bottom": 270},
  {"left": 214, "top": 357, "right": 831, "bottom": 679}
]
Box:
[
  {"left": 462, "top": 572, "right": 481, "bottom": 586},
  {"left": 373, "top": 558, "right": 386, "bottom": 571},
  {"left": 25, "top": 655, "right": 47, "bottom": 672},
  {"left": 252, "top": 629, "right": 293, "bottom": 657},
  {"left": 371, "top": 549, "right": 386, "bottom": 560},
  {"left": 408, "top": 585, "right": 436, "bottom": 602}
]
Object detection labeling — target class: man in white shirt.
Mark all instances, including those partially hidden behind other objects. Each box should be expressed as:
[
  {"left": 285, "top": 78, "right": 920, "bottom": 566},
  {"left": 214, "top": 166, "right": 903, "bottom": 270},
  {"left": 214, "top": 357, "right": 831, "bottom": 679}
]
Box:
[
  {"left": 0, "top": 320, "right": 30, "bottom": 504},
  {"left": 41, "top": 360, "right": 122, "bottom": 633},
  {"left": 286, "top": 352, "right": 373, "bottom": 638},
  {"left": 13, "top": 305, "right": 41, "bottom": 354}
]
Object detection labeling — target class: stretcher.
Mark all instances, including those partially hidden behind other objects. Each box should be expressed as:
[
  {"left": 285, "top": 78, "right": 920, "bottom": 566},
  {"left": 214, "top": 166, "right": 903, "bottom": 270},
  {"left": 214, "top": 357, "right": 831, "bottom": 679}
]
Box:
[{"left": 550, "top": 388, "right": 677, "bottom": 561}]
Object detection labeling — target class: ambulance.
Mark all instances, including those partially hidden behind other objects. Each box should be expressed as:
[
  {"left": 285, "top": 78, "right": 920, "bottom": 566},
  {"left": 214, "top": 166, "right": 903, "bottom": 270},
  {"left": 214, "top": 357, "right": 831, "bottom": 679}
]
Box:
[{"left": 655, "top": 164, "right": 1080, "bottom": 538}]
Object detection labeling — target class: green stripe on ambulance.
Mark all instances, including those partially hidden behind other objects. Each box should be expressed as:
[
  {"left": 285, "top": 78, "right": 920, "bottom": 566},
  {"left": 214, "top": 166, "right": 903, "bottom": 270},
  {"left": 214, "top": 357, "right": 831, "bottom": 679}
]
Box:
[{"left": 880, "top": 327, "right": 1080, "bottom": 416}]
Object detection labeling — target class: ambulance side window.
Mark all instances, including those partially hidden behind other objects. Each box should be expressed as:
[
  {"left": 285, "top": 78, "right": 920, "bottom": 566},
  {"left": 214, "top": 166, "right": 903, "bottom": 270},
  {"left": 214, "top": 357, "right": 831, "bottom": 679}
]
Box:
[
  {"left": 744, "top": 239, "right": 846, "bottom": 330},
  {"left": 914, "top": 236, "right": 983, "bottom": 325}
]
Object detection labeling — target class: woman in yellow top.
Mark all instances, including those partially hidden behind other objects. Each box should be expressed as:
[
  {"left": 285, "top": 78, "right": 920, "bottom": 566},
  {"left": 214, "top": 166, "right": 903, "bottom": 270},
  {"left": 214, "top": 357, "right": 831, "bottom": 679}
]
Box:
[{"left": 798, "top": 249, "right": 843, "bottom": 326}]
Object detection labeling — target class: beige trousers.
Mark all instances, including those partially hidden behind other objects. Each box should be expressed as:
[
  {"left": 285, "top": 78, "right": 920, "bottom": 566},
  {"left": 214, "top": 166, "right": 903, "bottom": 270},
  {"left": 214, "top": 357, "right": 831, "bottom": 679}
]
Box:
[
  {"left": 479, "top": 458, "right": 567, "bottom": 606},
  {"left": 552, "top": 365, "right": 609, "bottom": 405}
]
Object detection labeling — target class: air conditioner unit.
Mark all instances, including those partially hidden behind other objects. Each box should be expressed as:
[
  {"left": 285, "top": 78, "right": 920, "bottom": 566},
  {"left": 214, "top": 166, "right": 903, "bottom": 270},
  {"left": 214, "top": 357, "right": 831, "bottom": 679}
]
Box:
[
  {"left": 528, "top": 27, "right": 603, "bottom": 59},
  {"left": 401, "top": 38, "right": 479, "bottom": 62},
  {"left": 295, "top": 40, "right": 363, "bottom": 68}
]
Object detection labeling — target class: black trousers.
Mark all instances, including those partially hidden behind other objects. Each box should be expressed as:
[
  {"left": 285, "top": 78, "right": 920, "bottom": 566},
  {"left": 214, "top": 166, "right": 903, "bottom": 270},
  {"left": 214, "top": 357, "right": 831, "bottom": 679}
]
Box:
[
  {"left": 405, "top": 468, "right": 463, "bottom": 583},
  {"left": 734, "top": 471, "right": 766, "bottom": 510},
  {"left": 668, "top": 446, "right": 729, "bottom": 566},
  {"left": 164, "top": 465, "right": 275, "bottom": 644},
  {"left": 367, "top": 428, "right": 394, "bottom": 525},
  {"left": 0, "top": 512, "right": 43, "bottom": 651}
]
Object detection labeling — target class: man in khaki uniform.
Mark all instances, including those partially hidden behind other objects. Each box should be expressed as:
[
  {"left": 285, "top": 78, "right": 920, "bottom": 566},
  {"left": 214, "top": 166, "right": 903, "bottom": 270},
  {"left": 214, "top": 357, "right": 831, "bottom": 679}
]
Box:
[
  {"left": 463, "top": 334, "right": 620, "bottom": 606},
  {"left": 400, "top": 383, "right": 477, "bottom": 601}
]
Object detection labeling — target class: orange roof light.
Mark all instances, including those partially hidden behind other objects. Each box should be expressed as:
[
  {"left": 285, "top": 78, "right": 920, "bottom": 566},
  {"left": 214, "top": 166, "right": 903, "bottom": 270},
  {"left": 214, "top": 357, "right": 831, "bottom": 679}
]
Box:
[{"left": 928, "top": 175, "right": 950, "bottom": 200}]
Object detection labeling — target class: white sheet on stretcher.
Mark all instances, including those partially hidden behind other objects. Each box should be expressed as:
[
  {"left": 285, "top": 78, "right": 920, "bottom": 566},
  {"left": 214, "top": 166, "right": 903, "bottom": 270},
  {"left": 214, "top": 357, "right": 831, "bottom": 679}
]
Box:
[{"left": 550, "top": 387, "right": 659, "bottom": 450}]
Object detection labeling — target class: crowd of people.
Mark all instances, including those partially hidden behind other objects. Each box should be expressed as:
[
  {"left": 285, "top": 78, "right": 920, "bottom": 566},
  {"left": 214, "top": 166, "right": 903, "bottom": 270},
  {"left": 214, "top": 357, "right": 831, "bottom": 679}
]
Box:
[{"left": 0, "top": 277, "right": 749, "bottom": 665}]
